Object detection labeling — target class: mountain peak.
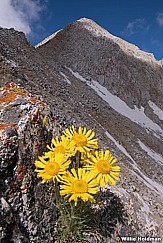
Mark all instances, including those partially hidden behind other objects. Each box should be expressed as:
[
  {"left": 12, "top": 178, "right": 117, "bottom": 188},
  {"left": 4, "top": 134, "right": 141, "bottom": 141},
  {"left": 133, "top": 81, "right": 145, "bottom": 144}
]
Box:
[
  {"left": 36, "top": 18, "right": 157, "bottom": 63},
  {"left": 72, "top": 17, "right": 113, "bottom": 38},
  {"left": 74, "top": 18, "right": 157, "bottom": 63},
  {"left": 75, "top": 17, "right": 99, "bottom": 26}
]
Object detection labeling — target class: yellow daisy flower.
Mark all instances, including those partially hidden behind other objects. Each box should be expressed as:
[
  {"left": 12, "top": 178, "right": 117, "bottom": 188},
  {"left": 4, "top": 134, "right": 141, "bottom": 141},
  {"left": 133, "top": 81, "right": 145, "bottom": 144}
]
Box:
[
  {"left": 47, "top": 135, "right": 73, "bottom": 157},
  {"left": 63, "top": 126, "right": 98, "bottom": 154},
  {"left": 84, "top": 150, "right": 120, "bottom": 187},
  {"left": 80, "top": 151, "right": 93, "bottom": 165},
  {"left": 60, "top": 168, "right": 98, "bottom": 206},
  {"left": 34, "top": 151, "right": 71, "bottom": 183}
]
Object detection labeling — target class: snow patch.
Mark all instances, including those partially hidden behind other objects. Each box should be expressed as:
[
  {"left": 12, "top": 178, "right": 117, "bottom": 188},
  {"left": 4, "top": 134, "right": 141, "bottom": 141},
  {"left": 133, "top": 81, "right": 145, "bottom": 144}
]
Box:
[
  {"left": 67, "top": 68, "right": 163, "bottom": 140},
  {"left": 105, "top": 131, "right": 135, "bottom": 163},
  {"left": 138, "top": 140, "right": 163, "bottom": 165},
  {"left": 35, "top": 29, "right": 62, "bottom": 48},
  {"left": 134, "top": 192, "right": 150, "bottom": 214},
  {"left": 5, "top": 59, "right": 17, "bottom": 67},
  {"left": 148, "top": 101, "right": 163, "bottom": 120},
  {"left": 87, "top": 113, "right": 163, "bottom": 198},
  {"left": 105, "top": 131, "right": 163, "bottom": 198},
  {"left": 60, "top": 72, "right": 71, "bottom": 84}
]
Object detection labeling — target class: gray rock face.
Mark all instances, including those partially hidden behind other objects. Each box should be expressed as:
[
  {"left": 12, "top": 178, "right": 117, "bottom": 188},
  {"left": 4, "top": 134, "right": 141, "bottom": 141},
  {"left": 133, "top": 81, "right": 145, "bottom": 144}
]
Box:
[
  {"left": 0, "top": 83, "right": 59, "bottom": 242},
  {"left": 0, "top": 18, "right": 163, "bottom": 241}
]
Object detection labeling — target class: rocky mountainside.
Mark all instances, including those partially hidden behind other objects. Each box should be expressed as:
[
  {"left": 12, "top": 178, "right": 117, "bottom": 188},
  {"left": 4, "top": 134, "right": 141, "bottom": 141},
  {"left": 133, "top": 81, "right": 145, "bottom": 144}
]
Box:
[{"left": 0, "top": 18, "right": 163, "bottom": 242}]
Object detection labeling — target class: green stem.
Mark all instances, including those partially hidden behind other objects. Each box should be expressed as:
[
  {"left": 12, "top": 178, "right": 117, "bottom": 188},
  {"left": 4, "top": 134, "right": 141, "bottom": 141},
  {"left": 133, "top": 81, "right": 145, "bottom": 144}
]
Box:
[
  {"left": 69, "top": 202, "right": 75, "bottom": 236},
  {"left": 70, "top": 202, "right": 74, "bottom": 219},
  {"left": 54, "top": 179, "right": 60, "bottom": 207},
  {"left": 76, "top": 151, "right": 80, "bottom": 169}
]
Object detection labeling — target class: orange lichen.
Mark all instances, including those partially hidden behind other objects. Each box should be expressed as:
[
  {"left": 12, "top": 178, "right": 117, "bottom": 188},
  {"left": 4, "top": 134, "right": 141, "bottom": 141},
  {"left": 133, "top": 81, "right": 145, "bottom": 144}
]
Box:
[
  {"left": 4, "top": 139, "right": 11, "bottom": 146},
  {"left": 31, "top": 110, "right": 41, "bottom": 124},
  {"left": 17, "top": 172, "right": 24, "bottom": 183},
  {"left": 17, "top": 165, "right": 22, "bottom": 173},
  {"left": 29, "top": 97, "right": 46, "bottom": 107},
  {"left": 0, "top": 82, "right": 46, "bottom": 107},
  {"left": 16, "top": 165, "right": 27, "bottom": 183},
  {"left": 12, "top": 164, "right": 27, "bottom": 191},
  {"left": 0, "top": 92, "right": 16, "bottom": 105},
  {"left": 38, "top": 100, "right": 46, "bottom": 107},
  {"left": 29, "top": 97, "right": 38, "bottom": 104},
  {"left": 5, "top": 82, "right": 17, "bottom": 89},
  {"left": 0, "top": 82, "right": 17, "bottom": 92},
  {"left": 0, "top": 123, "right": 15, "bottom": 130},
  {"left": 0, "top": 82, "right": 30, "bottom": 105}
]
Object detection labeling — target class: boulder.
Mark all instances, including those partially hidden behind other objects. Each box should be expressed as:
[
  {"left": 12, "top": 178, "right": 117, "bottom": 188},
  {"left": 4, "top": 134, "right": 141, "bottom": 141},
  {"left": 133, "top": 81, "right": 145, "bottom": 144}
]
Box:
[{"left": 0, "top": 82, "right": 58, "bottom": 242}]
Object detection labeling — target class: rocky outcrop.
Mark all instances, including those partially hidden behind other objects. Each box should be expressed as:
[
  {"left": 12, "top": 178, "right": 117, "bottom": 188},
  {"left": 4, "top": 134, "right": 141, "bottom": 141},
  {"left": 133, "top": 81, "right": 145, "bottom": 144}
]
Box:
[
  {"left": 0, "top": 83, "right": 161, "bottom": 243},
  {"left": 0, "top": 82, "right": 59, "bottom": 242}
]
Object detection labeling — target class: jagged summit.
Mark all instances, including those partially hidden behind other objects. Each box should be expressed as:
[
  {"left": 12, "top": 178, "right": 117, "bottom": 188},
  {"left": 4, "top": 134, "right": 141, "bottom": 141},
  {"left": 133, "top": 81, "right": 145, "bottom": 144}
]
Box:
[
  {"left": 76, "top": 18, "right": 156, "bottom": 62},
  {"left": 36, "top": 17, "right": 158, "bottom": 63}
]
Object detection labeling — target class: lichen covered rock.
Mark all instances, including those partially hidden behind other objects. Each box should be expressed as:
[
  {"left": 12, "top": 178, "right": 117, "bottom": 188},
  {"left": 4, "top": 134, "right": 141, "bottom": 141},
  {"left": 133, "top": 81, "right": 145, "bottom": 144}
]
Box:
[{"left": 0, "top": 82, "right": 58, "bottom": 242}]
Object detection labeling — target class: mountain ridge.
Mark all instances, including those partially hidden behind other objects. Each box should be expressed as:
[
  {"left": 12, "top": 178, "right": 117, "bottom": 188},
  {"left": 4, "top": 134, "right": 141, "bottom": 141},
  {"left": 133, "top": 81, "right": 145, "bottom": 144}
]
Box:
[
  {"left": 36, "top": 18, "right": 161, "bottom": 64},
  {"left": 0, "top": 18, "right": 163, "bottom": 241},
  {"left": 36, "top": 17, "right": 163, "bottom": 110}
]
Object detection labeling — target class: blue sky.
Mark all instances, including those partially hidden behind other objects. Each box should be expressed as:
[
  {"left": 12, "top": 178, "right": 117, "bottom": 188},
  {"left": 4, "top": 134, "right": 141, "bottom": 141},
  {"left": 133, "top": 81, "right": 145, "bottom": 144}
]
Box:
[{"left": 0, "top": 0, "right": 163, "bottom": 60}]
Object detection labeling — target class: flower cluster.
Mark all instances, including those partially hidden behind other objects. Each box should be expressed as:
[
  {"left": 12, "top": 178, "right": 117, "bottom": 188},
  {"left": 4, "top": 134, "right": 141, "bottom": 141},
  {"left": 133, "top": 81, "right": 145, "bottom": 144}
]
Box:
[{"left": 34, "top": 126, "right": 120, "bottom": 206}]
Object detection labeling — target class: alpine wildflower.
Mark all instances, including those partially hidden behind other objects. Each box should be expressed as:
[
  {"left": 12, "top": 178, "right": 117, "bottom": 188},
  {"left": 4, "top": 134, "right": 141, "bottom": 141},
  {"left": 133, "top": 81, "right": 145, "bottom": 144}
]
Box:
[
  {"left": 84, "top": 150, "right": 120, "bottom": 187},
  {"left": 35, "top": 151, "right": 71, "bottom": 183},
  {"left": 63, "top": 126, "right": 98, "bottom": 154},
  {"left": 60, "top": 168, "right": 98, "bottom": 206},
  {"left": 47, "top": 135, "right": 73, "bottom": 157}
]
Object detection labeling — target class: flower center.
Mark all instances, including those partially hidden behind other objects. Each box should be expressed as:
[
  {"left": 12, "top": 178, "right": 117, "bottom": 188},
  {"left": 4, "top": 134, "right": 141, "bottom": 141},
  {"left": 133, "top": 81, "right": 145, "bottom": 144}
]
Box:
[
  {"left": 55, "top": 145, "right": 66, "bottom": 154},
  {"left": 96, "top": 159, "right": 111, "bottom": 174},
  {"left": 72, "top": 133, "right": 87, "bottom": 146},
  {"left": 72, "top": 179, "right": 88, "bottom": 193},
  {"left": 45, "top": 162, "right": 60, "bottom": 176}
]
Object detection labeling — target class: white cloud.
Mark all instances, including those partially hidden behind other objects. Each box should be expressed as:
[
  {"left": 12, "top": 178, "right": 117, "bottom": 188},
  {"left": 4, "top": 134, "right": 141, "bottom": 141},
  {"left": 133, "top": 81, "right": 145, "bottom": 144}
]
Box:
[
  {"left": 0, "top": 0, "right": 45, "bottom": 35},
  {"left": 156, "top": 13, "right": 163, "bottom": 27},
  {"left": 121, "top": 18, "right": 149, "bottom": 36}
]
